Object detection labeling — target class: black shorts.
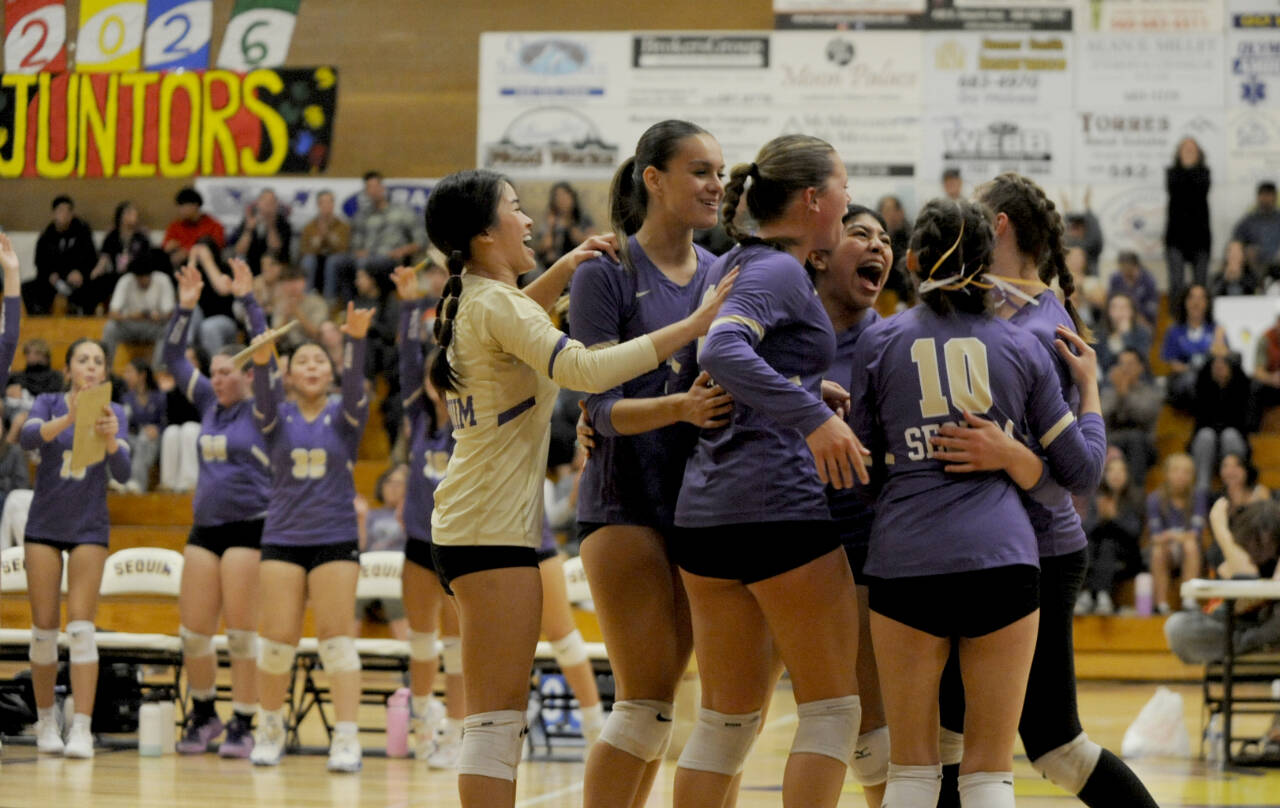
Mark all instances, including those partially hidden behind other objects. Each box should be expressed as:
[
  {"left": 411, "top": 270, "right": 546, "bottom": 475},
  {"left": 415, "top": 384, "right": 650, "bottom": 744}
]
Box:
[
  {"left": 672, "top": 520, "right": 841, "bottom": 585},
  {"left": 844, "top": 542, "right": 873, "bottom": 583},
  {"left": 578, "top": 522, "right": 607, "bottom": 542},
  {"left": 187, "top": 519, "right": 264, "bottom": 557},
  {"left": 260, "top": 540, "right": 359, "bottom": 572},
  {"left": 536, "top": 546, "right": 559, "bottom": 564},
  {"left": 430, "top": 543, "right": 539, "bottom": 596},
  {"left": 404, "top": 537, "right": 435, "bottom": 572},
  {"left": 869, "top": 564, "right": 1040, "bottom": 639},
  {"left": 23, "top": 535, "right": 106, "bottom": 554}
]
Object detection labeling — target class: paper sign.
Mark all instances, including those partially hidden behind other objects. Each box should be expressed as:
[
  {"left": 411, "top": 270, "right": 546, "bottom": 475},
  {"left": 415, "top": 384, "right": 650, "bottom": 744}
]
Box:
[{"left": 70, "top": 382, "right": 112, "bottom": 474}]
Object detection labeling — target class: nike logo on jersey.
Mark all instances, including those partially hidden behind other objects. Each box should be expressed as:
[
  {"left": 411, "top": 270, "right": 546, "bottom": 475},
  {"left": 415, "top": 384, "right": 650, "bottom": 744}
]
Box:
[{"left": 636, "top": 289, "right": 651, "bottom": 298}]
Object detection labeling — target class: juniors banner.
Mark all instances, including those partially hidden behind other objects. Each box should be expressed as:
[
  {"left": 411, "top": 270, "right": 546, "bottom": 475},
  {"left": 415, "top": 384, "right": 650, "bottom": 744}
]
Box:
[
  {"left": 75, "top": 0, "right": 145, "bottom": 73},
  {"left": 216, "top": 0, "right": 300, "bottom": 71},
  {"left": 0, "top": 66, "right": 337, "bottom": 178},
  {"left": 144, "top": 0, "right": 213, "bottom": 70},
  {"left": 4, "top": 0, "right": 68, "bottom": 74}
]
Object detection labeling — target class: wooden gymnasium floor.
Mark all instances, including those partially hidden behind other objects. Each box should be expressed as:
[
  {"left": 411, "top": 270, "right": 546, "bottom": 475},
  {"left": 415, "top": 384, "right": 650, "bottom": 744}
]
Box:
[{"left": 1, "top": 681, "right": 1278, "bottom": 807}]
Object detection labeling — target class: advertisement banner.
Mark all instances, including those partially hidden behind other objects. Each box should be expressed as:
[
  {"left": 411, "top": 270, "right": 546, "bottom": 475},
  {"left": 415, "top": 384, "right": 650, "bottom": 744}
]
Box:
[
  {"left": 1226, "top": 106, "right": 1280, "bottom": 183},
  {"left": 771, "top": 31, "right": 922, "bottom": 108},
  {"left": 1072, "top": 108, "right": 1225, "bottom": 185},
  {"left": 1079, "top": 0, "right": 1224, "bottom": 32},
  {"left": 923, "top": 31, "right": 1072, "bottom": 110},
  {"left": 479, "top": 32, "right": 631, "bottom": 108},
  {"left": 4, "top": 0, "right": 68, "bottom": 74},
  {"left": 1073, "top": 34, "right": 1223, "bottom": 107},
  {"left": 1227, "top": 11, "right": 1280, "bottom": 107},
  {"left": 920, "top": 110, "right": 1074, "bottom": 190},
  {"left": 773, "top": 0, "right": 1072, "bottom": 31},
  {"left": 195, "top": 176, "right": 436, "bottom": 232},
  {"left": 144, "top": 0, "right": 213, "bottom": 71},
  {"left": 75, "top": 0, "right": 145, "bottom": 73}
]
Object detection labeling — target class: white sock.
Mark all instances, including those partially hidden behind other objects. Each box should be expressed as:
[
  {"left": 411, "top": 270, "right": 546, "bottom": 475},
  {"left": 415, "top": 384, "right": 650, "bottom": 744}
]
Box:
[
  {"left": 412, "top": 696, "right": 433, "bottom": 718},
  {"left": 37, "top": 706, "right": 56, "bottom": 725},
  {"left": 581, "top": 703, "right": 604, "bottom": 733},
  {"left": 334, "top": 721, "right": 358, "bottom": 738},
  {"left": 958, "top": 771, "right": 1015, "bottom": 808},
  {"left": 72, "top": 713, "right": 92, "bottom": 732},
  {"left": 884, "top": 763, "right": 942, "bottom": 807},
  {"left": 232, "top": 702, "right": 256, "bottom": 717},
  {"left": 190, "top": 687, "right": 216, "bottom": 701}
]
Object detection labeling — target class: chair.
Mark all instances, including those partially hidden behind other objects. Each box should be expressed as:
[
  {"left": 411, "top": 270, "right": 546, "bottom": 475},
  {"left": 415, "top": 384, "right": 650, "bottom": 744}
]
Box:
[
  {"left": 562, "top": 555, "right": 592, "bottom": 604},
  {"left": 0, "top": 545, "right": 71, "bottom": 595},
  {"left": 355, "top": 550, "right": 404, "bottom": 601},
  {"left": 99, "top": 547, "right": 184, "bottom": 597}
]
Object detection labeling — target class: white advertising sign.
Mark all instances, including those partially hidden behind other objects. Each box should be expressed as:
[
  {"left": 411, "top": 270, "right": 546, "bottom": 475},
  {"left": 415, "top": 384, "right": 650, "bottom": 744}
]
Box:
[
  {"left": 921, "top": 110, "right": 1074, "bottom": 190},
  {"left": 923, "top": 31, "right": 1073, "bottom": 110},
  {"left": 1080, "top": 0, "right": 1224, "bottom": 33},
  {"left": 1072, "top": 109, "right": 1226, "bottom": 185},
  {"left": 1073, "top": 34, "right": 1223, "bottom": 107}
]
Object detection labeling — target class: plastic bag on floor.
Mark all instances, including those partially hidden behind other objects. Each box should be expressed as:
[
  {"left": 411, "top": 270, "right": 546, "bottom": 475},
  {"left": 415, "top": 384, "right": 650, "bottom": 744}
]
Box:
[{"left": 1122, "top": 686, "right": 1191, "bottom": 758}]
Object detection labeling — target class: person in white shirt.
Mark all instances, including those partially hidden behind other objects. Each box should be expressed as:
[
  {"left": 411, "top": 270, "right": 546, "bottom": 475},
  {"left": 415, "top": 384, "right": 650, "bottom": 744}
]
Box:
[{"left": 102, "top": 248, "right": 176, "bottom": 369}]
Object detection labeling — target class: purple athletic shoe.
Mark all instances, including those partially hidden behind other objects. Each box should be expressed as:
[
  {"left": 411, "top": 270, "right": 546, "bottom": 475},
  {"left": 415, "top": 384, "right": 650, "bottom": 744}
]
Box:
[
  {"left": 218, "top": 715, "right": 255, "bottom": 759},
  {"left": 176, "top": 713, "right": 224, "bottom": 755}
]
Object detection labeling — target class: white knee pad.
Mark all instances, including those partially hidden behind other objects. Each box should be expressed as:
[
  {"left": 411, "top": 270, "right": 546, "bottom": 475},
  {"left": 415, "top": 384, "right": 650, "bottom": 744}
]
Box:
[
  {"left": 226, "top": 629, "right": 258, "bottom": 661},
  {"left": 257, "top": 638, "right": 297, "bottom": 675},
  {"left": 957, "top": 771, "right": 1015, "bottom": 808},
  {"left": 791, "top": 695, "right": 861, "bottom": 763},
  {"left": 1030, "top": 732, "right": 1102, "bottom": 795},
  {"left": 440, "top": 636, "right": 462, "bottom": 676},
  {"left": 459, "top": 710, "right": 526, "bottom": 781},
  {"left": 408, "top": 630, "right": 438, "bottom": 663},
  {"left": 885, "top": 763, "right": 942, "bottom": 806},
  {"left": 850, "top": 725, "right": 890, "bottom": 786},
  {"left": 29, "top": 627, "right": 58, "bottom": 665},
  {"left": 319, "top": 636, "right": 361, "bottom": 673},
  {"left": 677, "top": 708, "right": 761, "bottom": 776},
  {"left": 67, "top": 620, "right": 97, "bottom": 665},
  {"left": 598, "top": 699, "right": 675, "bottom": 762},
  {"left": 939, "top": 726, "right": 965, "bottom": 766},
  {"left": 550, "top": 629, "right": 588, "bottom": 669},
  {"left": 180, "top": 626, "right": 214, "bottom": 660}
]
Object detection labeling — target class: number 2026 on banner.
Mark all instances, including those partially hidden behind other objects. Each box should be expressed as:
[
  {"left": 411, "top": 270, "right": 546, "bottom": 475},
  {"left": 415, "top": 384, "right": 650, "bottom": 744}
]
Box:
[
  {"left": 4, "top": 0, "right": 68, "bottom": 74},
  {"left": 144, "top": 0, "right": 212, "bottom": 70},
  {"left": 76, "top": 0, "right": 146, "bottom": 73}
]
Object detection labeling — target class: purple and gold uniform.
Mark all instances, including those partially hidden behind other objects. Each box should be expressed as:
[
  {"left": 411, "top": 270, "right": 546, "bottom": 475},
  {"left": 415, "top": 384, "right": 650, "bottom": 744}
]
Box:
[
  {"left": 849, "top": 306, "right": 1106, "bottom": 579},
  {"left": 570, "top": 238, "right": 714, "bottom": 531},
  {"left": 826, "top": 310, "right": 882, "bottom": 557},
  {"left": 0, "top": 297, "right": 21, "bottom": 390},
  {"left": 398, "top": 301, "right": 454, "bottom": 549},
  {"left": 21, "top": 393, "right": 130, "bottom": 545}
]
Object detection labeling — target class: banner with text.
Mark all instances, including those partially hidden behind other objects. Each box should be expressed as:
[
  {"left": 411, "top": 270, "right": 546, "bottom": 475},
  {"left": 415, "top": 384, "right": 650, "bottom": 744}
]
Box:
[
  {"left": 75, "top": 0, "right": 145, "bottom": 73},
  {"left": 144, "top": 0, "right": 213, "bottom": 71},
  {"left": 215, "top": 0, "right": 300, "bottom": 71},
  {"left": 773, "top": 0, "right": 1073, "bottom": 31},
  {"left": 923, "top": 31, "right": 1073, "bottom": 110},
  {"left": 4, "top": 0, "right": 68, "bottom": 73}
]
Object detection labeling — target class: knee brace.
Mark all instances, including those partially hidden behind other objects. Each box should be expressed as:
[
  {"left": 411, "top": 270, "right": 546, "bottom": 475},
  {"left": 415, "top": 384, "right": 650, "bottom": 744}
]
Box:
[
  {"left": 939, "top": 726, "right": 965, "bottom": 766},
  {"left": 1030, "top": 732, "right": 1102, "bottom": 795},
  {"left": 180, "top": 626, "right": 214, "bottom": 660},
  {"left": 226, "top": 629, "right": 258, "bottom": 661},
  {"left": 598, "top": 699, "right": 675, "bottom": 762},
  {"left": 850, "top": 725, "right": 890, "bottom": 786},
  {"left": 257, "top": 638, "right": 297, "bottom": 675},
  {"left": 791, "top": 695, "right": 861, "bottom": 763},
  {"left": 318, "top": 636, "right": 361, "bottom": 673},
  {"left": 459, "top": 710, "right": 526, "bottom": 781},
  {"left": 885, "top": 763, "right": 942, "bottom": 806},
  {"left": 67, "top": 620, "right": 97, "bottom": 665},
  {"left": 29, "top": 627, "right": 58, "bottom": 665},
  {"left": 550, "top": 629, "right": 588, "bottom": 669},
  {"left": 957, "top": 771, "right": 1016, "bottom": 808},
  {"left": 677, "top": 708, "right": 761, "bottom": 776},
  {"left": 408, "top": 630, "right": 438, "bottom": 663},
  {"left": 440, "top": 636, "right": 462, "bottom": 676}
]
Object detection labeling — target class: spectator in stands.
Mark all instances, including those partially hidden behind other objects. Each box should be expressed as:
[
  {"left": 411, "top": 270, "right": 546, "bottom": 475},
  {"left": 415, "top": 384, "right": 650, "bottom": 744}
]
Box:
[
  {"left": 1101, "top": 347, "right": 1160, "bottom": 487},
  {"left": 230, "top": 188, "right": 292, "bottom": 275},
  {"left": 158, "top": 347, "right": 204, "bottom": 492},
  {"left": 185, "top": 250, "right": 245, "bottom": 360},
  {"left": 1164, "top": 499, "right": 1280, "bottom": 664},
  {"left": 269, "top": 263, "right": 329, "bottom": 355},
  {"left": 1148, "top": 453, "right": 1208, "bottom": 613},
  {"left": 1097, "top": 293, "right": 1153, "bottom": 375},
  {"left": 12, "top": 339, "right": 63, "bottom": 397},
  {"left": 300, "top": 189, "right": 351, "bottom": 301},
  {"left": 91, "top": 202, "right": 152, "bottom": 316},
  {"left": 101, "top": 248, "right": 176, "bottom": 369},
  {"left": 1163, "top": 284, "right": 1229, "bottom": 408},
  {"left": 120, "top": 358, "right": 164, "bottom": 494},
  {"left": 163, "top": 187, "right": 226, "bottom": 271},
  {"left": 1253, "top": 299, "right": 1280, "bottom": 409},
  {"left": 1211, "top": 240, "right": 1259, "bottom": 297},
  {"left": 1063, "top": 188, "right": 1104, "bottom": 275},
  {"left": 1190, "top": 353, "right": 1255, "bottom": 495},
  {"left": 1218, "top": 453, "right": 1271, "bottom": 510},
  {"left": 0, "top": 411, "right": 29, "bottom": 506},
  {"left": 353, "top": 266, "right": 399, "bottom": 446},
  {"left": 1078, "top": 455, "right": 1145, "bottom": 615},
  {"left": 353, "top": 464, "right": 410, "bottom": 640},
  {"left": 875, "top": 194, "right": 914, "bottom": 304},
  {"left": 941, "top": 167, "right": 963, "bottom": 200},
  {"left": 1108, "top": 251, "right": 1160, "bottom": 328},
  {"left": 1232, "top": 181, "right": 1280, "bottom": 280},
  {"left": 1067, "top": 246, "right": 1104, "bottom": 330},
  {"left": 330, "top": 171, "right": 426, "bottom": 303},
  {"left": 536, "top": 181, "right": 596, "bottom": 267},
  {"left": 1165, "top": 137, "right": 1213, "bottom": 307},
  {"left": 26, "top": 195, "right": 98, "bottom": 315}
]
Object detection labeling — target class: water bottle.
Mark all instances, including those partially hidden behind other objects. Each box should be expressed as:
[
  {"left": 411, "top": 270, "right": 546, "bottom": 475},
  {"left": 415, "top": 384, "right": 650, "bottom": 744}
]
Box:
[
  {"left": 138, "top": 702, "right": 165, "bottom": 757},
  {"left": 1206, "top": 713, "right": 1225, "bottom": 770},
  {"left": 386, "top": 687, "right": 411, "bottom": 758},
  {"left": 1134, "top": 572, "right": 1154, "bottom": 617}
]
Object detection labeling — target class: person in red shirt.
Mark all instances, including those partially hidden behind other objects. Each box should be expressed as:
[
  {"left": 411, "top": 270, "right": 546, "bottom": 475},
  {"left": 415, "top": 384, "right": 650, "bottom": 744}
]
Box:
[{"left": 163, "top": 187, "right": 226, "bottom": 272}]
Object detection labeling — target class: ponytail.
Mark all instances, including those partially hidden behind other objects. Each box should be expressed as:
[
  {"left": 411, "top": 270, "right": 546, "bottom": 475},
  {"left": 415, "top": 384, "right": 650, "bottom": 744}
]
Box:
[
  {"left": 721, "top": 162, "right": 755, "bottom": 243},
  {"left": 723, "top": 134, "right": 839, "bottom": 247},
  {"left": 909, "top": 198, "right": 995, "bottom": 318},
  {"left": 429, "top": 251, "right": 465, "bottom": 393}
]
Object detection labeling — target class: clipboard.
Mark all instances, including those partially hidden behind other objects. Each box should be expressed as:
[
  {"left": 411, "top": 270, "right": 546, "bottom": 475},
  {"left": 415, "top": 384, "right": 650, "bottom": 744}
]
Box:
[
  {"left": 231, "top": 320, "right": 300, "bottom": 370},
  {"left": 70, "top": 382, "right": 112, "bottom": 475}
]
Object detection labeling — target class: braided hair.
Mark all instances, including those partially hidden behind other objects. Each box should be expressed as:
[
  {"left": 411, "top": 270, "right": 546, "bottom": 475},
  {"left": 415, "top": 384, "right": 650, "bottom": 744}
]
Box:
[
  {"left": 424, "top": 169, "right": 508, "bottom": 393},
  {"left": 721, "top": 134, "right": 838, "bottom": 245},
  {"left": 909, "top": 198, "right": 995, "bottom": 317},
  {"left": 975, "top": 172, "right": 1093, "bottom": 342}
]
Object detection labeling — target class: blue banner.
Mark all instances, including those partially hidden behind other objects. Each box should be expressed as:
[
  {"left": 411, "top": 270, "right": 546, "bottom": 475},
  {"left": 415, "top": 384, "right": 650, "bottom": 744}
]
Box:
[{"left": 143, "top": 0, "right": 212, "bottom": 70}]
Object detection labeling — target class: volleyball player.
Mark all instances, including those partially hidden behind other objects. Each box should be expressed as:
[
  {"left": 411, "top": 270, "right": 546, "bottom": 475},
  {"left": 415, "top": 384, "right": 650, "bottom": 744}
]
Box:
[
  {"left": 568, "top": 119, "right": 732, "bottom": 808},
  {"left": 926, "top": 174, "right": 1159, "bottom": 807},
  {"left": 165, "top": 258, "right": 269, "bottom": 757},
  {"left": 847, "top": 198, "right": 1105, "bottom": 808},
  {"left": 671, "top": 134, "right": 868, "bottom": 808},
  {"left": 423, "top": 168, "right": 735, "bottom": 808},
  {"left": 247, "top": 302, "right": 373, "bottom": 772},
  {"left": 22, "top": 339, "right": 130, "bottom": 758}
]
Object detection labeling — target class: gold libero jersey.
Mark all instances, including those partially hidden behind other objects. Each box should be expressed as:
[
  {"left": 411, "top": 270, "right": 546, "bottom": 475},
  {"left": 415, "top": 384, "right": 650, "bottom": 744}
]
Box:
[{"left": 431, "top": 274, "right": 658, "bottom": 547}]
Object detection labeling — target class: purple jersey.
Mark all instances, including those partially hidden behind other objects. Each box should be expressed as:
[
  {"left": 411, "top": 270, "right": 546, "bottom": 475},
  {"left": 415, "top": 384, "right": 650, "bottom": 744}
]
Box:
[
  {"left": 849, "top": 306, "right": 1106, "bottom": 578},
  {"left": 540, "top": 514, "right": 557, "bottom": 555},
  {"left": 571, "top": 238, "right": 713, "bottom": 530},
  {"left": 676, "top": 243, "right": 836, "bottom": 527},
  {"left": 0, "top": 297, "right": 20, "bottom": 391},
  {"left": 164, "top": 302, "right": 272, "bottom": 527},
  {"left": 122, "top": 390, "right": 166, "bottom": 432},
  {"left": 365, "top": 507, "right": 407, "bottom": 553},
  {"left": 398, "top": 301, "right": 455, "bottom": 543},
  {"left": 21, "top": 393, "right": 130, "bottom": 545},
  {"left": 253, "top": 337, "right": 368, "bottom": 547},
  {"left": 1146, "top": 489, "right": 1207, "bottom": 536},
  {"left": 827, "top": 310, "right": 881, "bottom": 549}
]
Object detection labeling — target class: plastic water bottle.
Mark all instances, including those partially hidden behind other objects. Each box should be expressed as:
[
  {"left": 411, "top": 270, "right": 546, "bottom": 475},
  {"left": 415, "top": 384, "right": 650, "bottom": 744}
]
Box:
[
  {"left": 386, "top": 687, "right": 411, "bottom": 758},
  {"left": 1134, "top": 572, "right": 1154, "bottom": 617},
  {"left": 1206, "top": 713, "right": 1225, "bottom": 771},
  {"left": 138, "top": 703, "right": 165, "bottom": 757}
]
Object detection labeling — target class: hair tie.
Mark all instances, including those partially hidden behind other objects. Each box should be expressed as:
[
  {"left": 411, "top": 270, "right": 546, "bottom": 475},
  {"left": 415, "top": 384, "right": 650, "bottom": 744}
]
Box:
[{"left": 748, "top": 162, "right": 760, "bottom": 179}]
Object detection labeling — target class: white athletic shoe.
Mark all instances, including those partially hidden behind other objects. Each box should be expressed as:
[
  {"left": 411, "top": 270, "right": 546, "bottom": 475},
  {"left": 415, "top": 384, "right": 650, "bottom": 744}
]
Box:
[
  {"left": 35, "top": 719, "right": 64, "bottom": 754},
  {"left": 412, "top": 700, "right": 446, "bottom": 761},
  {"left": 427, "top": 724, "right": 462, "bottom": 770},
  {"left": 1095, "top": 592, "right": 1116, "bottom": 615},
  {"left": 326, "top": 732, "right": 362, "bottom": 773},
  {"left": 63, "top": 724, "right": 94, "bottom": 759},
  {"left": 250, "top": 712, "right": 286, "bottom": 767},
  {"left": 1074, "top": 590, "right": 1094, "bottom": 615}
]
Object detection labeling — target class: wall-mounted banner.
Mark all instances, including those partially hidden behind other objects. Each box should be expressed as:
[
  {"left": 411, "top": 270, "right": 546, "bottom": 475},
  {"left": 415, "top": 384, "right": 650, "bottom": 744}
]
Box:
[
  {"left": 0, "top": 66, "right": 337, "bottom": 179},
  {"left": 75, "top": 0, "right": 145, "bottom": 73},
  {"left": 195, "top": 176, "right": 436, "bottom": 232},
  {"left": 771, "top": 31, "right": 922, "bottom": 108},
  {"left": 4, "top": 0, "right": 68, "bottom": 74},
  {"left": 216, "top": 0, "right": 300, "bottom": 71},
  {"left": 1073, "top": 34, "right": 1223, "bottom": 107},
  {"left": 1079, "top": 0, "right": 1224, "bottom": 32},
  {"left": 1227, "top": 10, "right": 1280, "bottom": 107},
  {"left": 923, "top": 31, "right": 1072, "bottom": 110},
  {"left": 920, "top": 110, "right": 1074, "bottom": 189},
  {"left": 1226, "top": 107, "right": 1280, "bottom": 183},
  {"left": 1072, "top": 108, "right": 1225, "bottom": 185},
  {"left": 773, "top": 0, "right": 1072, "bottom": 31},
  {"left": 144, "top": 0, "right": 213, "bottom": 71}
]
